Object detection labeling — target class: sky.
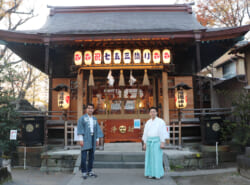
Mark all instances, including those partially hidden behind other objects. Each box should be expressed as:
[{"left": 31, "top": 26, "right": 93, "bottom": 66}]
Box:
[{"left": 18, "top": 0, "right": 183, "bottom": 30}]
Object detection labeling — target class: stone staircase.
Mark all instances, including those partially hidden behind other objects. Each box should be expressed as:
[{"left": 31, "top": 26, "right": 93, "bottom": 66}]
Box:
[{"left": 95, "top": 152, "right": 145, "bottom": 168}]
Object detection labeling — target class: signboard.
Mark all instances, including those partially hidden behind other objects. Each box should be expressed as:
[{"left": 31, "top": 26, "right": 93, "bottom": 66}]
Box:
[
  {"left": 134, "top": 119, "right": 141, "bottom": 129},
  {"left": 74, "top": 127, "right": 82, "bottom": 141},
  {"left": 10, "top": 130, "right": 17, "bottom": 140}
]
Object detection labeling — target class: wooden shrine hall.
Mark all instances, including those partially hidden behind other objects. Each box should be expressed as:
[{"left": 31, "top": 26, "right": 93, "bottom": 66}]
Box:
[{"left": 0, "top": 4, "right": 249, "bottom": 145}]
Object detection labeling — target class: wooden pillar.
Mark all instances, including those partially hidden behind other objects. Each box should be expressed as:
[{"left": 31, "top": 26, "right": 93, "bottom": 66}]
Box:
[
  {"left": 195, "top": 31, "right": 203, "bottom": 109},
  {"left": 44, "top": 41, "right": 52, "bottom": 112},
  {"left": 162, "top": 71, "right": 170, "bottom": 124},
  {"left": 152, "top": 77, "right": 157, "bottom": 106},
  {"left": 77, "top": 70, "right": 83, "bottom": 119},
  {"left": 162, "top": 71, "right": 170, "bottom": 144}
]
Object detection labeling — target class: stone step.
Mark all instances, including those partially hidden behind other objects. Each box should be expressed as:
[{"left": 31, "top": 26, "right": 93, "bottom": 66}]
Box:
[
  {"left": 94, "top": 161, "right": 144, "bottom": 168},
  {"left": 94, "top": 152, "right": 145, "bottom": 162}
]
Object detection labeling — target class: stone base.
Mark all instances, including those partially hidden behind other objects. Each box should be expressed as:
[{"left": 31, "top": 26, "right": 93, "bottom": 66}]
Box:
[
  {"left": 0, "top": 167, "right": 11, "bottom": 184},
  {"left": 237, "top": 154, "right": 250, "bottom": 179},
  {"left": 40, "top": 149, "right": 79, "bottom": 173},
  {"left": 14, "top": 146, "right": 45, "bottom": 167}
]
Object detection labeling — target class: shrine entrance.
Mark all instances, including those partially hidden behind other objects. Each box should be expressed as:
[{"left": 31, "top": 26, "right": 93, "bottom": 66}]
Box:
[{"left": 75, "top": 69, "right": 174, "bottom": 143}]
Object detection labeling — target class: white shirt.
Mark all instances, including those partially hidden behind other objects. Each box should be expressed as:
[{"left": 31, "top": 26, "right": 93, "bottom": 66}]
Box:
[
  {"left": 88, "top": 115, "right": 94, "bottom": 133},
  {"left": 142, "top": 117, "right": 168, "bottom": 142}
]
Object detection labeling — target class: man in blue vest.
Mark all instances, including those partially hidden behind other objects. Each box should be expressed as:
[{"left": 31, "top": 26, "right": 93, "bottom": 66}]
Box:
[{"left": 77, "top": 103, "right": 104, "bottom": 179}]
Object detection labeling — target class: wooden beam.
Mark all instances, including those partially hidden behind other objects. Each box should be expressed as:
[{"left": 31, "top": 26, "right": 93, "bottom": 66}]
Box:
[
  {"left": 77, "top": 70, "right": 83, "bottom": 119},
  {"left": 79, "top": 64, "right": 165, "bottom": 71}
]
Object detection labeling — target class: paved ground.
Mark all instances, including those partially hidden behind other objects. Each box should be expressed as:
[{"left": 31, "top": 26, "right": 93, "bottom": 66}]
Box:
[
  {"left": 174, "top": 172, "right": 250, "bottom": 185},
  {"left": 67, "top": 169, "right": 177, "bottom": 185},
  {"left": 3, "top": 168, "right": 73, "bottom": 185},
  {"left": 3, "top": 167, "right": 250, "bottom": 185}
]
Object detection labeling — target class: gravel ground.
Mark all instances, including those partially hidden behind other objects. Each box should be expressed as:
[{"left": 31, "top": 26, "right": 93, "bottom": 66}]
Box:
[
  {"left": 173, "top": 172, "right": 250, "bottom": 185},
  {"left": 3, "top": 167, "right": 74, "bottom": 185}
]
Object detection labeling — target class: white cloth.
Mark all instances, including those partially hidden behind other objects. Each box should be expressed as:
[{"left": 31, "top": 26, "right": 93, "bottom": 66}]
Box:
[{"left": 142, "top": 117, "right": 168, "bottom": 142}]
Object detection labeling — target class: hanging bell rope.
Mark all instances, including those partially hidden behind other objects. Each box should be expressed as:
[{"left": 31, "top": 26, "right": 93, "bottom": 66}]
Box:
[
  {"left": 119, "top": 70, "right": 125, "bottom": 87},
  {"left": 142, "top": 69, "right": 150, "bottom": 86},
  {"left": 88, "top": 70, "right": 95, "bottom": 86}
]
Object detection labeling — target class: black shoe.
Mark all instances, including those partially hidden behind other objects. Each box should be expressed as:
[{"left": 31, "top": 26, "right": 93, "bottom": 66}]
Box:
[
  {"left": 82, "top": 173, "right": 88, "bottom": 179},
  {"left": 88, "top": 171, "right": 97, "bottom": 178}
]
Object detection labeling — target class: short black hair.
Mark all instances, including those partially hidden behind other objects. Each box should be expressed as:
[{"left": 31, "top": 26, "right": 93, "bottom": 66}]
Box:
[
  {"left": 87, "top": 103, "right": 94, "bottom": 108},
  {"left": 149, "top": 106, "right": 158, "bottom": 112}
]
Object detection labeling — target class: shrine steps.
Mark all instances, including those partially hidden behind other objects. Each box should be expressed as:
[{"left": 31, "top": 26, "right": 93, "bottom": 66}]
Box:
[{"left": 93, "top": 152, "right": 145, "bottom": 169}]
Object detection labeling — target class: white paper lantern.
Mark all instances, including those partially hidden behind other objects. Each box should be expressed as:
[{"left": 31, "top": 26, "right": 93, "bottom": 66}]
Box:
[
  {"left": 113, "top": 50, "right": 121, "bottom": 64},
  {"left": 123, "top": 49, "right": 131, "bottom": 64},
  {"left": 94, "top": 50, "right": 102, "bottom": 64},
  {"left": 104, "top": 49, "right": 112, "bottom": 64},
  {"left": 84, "top": 51, "right": 92, "bottom": 65},
  {"left": 133, "top": 49, "right": 141, "bottom": 64},
  {"left": 143, "top": 49, "right": 151, "bottom": 64},
  {"left": 74, "top": 51, "right": 82, "bottom": 65}
]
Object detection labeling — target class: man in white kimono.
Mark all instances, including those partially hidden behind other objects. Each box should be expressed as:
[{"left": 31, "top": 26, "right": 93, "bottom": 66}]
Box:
[
  {"left": 142, "top": 107, "right": 168, "bottom": 179},
  {"left": 77, "top": 103, "right": 104, "bottom": 179}
]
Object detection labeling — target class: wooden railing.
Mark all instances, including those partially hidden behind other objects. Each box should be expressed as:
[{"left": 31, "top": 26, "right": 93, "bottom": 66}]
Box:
[{"left": 18, "top": 107, "right": 233, "bottom": 147}]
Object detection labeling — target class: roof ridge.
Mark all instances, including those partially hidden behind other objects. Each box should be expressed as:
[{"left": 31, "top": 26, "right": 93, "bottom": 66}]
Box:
[{"left": 48, "top": 4, "right": 193, "bottom": 15}]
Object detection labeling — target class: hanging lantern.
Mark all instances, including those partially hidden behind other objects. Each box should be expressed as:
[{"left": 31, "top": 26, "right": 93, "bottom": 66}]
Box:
[
  {"left": 74, "top": 51, "right": 82, "bottom": 65},
  {"left": 84, "top": 51, "right": 92, "bottom": 65},
  {"left": 114, "top": 50, "right": 121, "bottom": 64},
  {"left": 133, "top": 49, "right": 141, "bottom": 64},
  {"left": 123, "top": 49, "right": 131, "bottom": 64},
  {"left": 142, "top": 69, "right": 150, "bottom": 86},
  {"left": 58, "top": 91, "right": 70, "bottom": 110},
  {"left": 143, "top": 49, "right": 151, "bottom": 64},
  {"left": 88, "top": 70, "right": 95, "bottom": 86},
  {"left": 119, "top": 70, "right": 125, "bottom": 86},
  {"left": 94, "top": 50, "right": 102, "bottom": 64},
  {"left": 162, "top": 49, "right": 171, "bottom": 64},
  {"left": 104, "top": 49, "right": 112, "bottom": 64},
  {"left": 153, "top": 49, "right": 161, "bottom": 64},
  {"left": 175, "top": 90, "right": 187, "bottom": 109}
]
